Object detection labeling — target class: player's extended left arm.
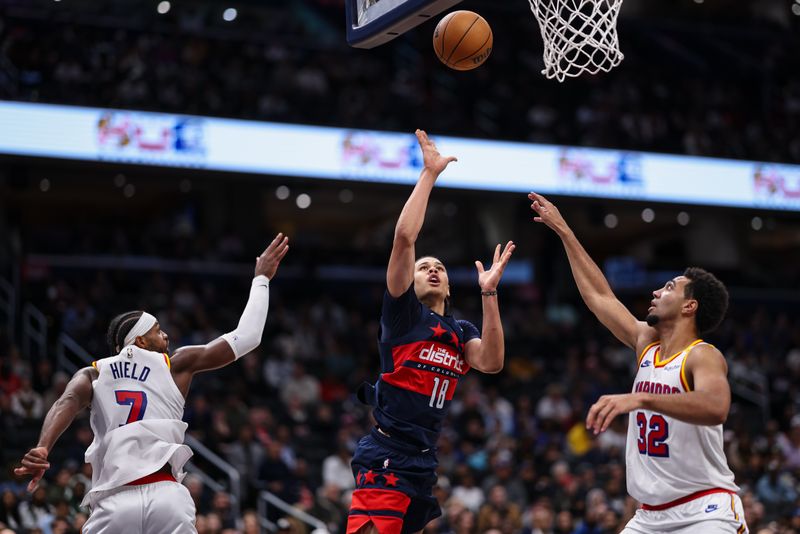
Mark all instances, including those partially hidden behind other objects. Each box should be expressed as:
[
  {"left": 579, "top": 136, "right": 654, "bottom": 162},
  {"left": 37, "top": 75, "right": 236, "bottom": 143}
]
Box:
[
  {"left": 586, "top": 345, "right": 731, "bottom": 433},
  {"left": 14, "top": 366, "right": 96, "bottom": 492},
  {"left": 170, "top": 233, "right": 289, "bottom": 377},
  {"left": 465, "top": 242, "right": 515, "bottom": 374},
  {"left": 466, "top": 291, "right": 505, "bottom": 374}
]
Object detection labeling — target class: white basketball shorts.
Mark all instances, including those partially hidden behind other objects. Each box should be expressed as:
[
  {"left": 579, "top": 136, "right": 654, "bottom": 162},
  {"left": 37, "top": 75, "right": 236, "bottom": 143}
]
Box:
[
  {"left": 83, "top": 480, "right": 197, "bottom": 534},
  {"left": 621, "top": 491, "right": 748, "bottom": 534}
]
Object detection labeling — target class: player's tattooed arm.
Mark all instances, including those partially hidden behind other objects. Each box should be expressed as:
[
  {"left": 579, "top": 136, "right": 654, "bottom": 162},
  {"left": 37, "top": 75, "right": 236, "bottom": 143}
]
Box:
[
  {"left": 387, "top": 130, "right": 457, "bottom": 297},
  {"left": 15, "top": 366, "right": 97, "bottom": 492},
  {"left": 529, "top": 192, "right": 656, "bottom": 352}
]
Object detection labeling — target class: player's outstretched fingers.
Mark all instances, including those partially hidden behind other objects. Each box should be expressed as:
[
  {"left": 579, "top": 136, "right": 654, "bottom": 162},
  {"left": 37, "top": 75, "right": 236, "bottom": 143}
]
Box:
[
  {"left": 27, "top": 473, "right": 43, "bottom": 493},
  {"left": 492, "top": 243, "right": 501, "bottom": 265},
  {"left": 20, "top": 459, "right": 49, "bottom": 470},
  {"left": 269, "top": 237, "right": 289, "bottom": 261},
  {"left": 20, "top": 452, "right": 50, "bottom": 470},
  {"left": 500, "top": 241, "right": 515, "bottom": 265},
  {"left": 600, "top": 407, "right": 619, "bottom": 433},
  {"left": 593, "top": 401, "right": 617, "bottom": 434},
  {"left": 278, "top": 242, "right": 289, "bottom": 261},
  {"left": 528, "top": 192, "right": 550, "bottom": 205},
  {"left": 259, "top": 233, "right": 283, "bottom": 258},
  {"left": 586, "top": 397, "right": 606, "bottom": 431},
  {"left": 475, "top": 260, "right": 485, "bottom": 274}
]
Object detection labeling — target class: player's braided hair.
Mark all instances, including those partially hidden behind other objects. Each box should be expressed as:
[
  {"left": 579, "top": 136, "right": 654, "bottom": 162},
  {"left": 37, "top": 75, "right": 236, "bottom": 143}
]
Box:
[
  {"left": 106, "top": 310, "right": 144, "bottom": 353},
  {"left": 683, "top": 267, "right": 728, "bottom": 335}
]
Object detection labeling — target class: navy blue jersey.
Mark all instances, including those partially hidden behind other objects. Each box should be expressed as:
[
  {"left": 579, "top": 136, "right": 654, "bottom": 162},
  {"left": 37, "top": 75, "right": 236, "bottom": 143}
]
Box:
[{"left": 358, "top": 284, "right": 480, "bottom": 450}]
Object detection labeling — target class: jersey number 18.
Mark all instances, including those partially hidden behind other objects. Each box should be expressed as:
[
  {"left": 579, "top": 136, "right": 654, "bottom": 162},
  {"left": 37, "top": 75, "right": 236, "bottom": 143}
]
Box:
[{"left": 429, "top": 377, "right": 450, "bottom": 409}]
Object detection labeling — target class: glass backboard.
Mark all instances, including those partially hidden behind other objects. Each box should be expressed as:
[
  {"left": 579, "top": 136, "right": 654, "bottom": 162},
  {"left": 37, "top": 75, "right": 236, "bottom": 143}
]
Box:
[{"left": 346, "top": 0, "right": 463, "bottom": 49}]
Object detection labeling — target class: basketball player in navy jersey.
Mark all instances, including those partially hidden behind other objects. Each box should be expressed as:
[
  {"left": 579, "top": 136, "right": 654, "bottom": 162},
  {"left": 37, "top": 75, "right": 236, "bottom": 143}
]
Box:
[
  {"left": 15, "top": 233, "right": 289, "bottom": 533},
  {"left": 530, "top": 193, "right": 747, "bottom": 533},
  {"left": 346, "top": 130, "right": 515, "bottom": 534}
]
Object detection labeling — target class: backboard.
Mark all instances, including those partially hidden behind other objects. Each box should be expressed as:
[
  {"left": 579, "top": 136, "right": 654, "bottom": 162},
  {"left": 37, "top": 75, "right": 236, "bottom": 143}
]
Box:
[{"left": 346, "top": 0, "right": 463, "bottom": 49}]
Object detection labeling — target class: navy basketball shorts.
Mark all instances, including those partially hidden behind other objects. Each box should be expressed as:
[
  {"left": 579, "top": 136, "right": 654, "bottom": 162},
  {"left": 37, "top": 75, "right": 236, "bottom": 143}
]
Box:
[{"left": 346, "top": 428, "right": 439, "bottom": 534}]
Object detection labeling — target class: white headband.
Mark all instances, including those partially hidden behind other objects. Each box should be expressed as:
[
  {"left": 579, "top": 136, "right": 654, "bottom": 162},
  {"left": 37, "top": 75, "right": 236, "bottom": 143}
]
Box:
[{"left": 123, "top": 312, "right": 158, "bottom": 348}]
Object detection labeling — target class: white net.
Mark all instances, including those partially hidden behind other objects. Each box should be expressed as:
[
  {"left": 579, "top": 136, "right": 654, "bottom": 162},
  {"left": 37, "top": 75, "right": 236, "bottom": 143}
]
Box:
[{"left": 528, "top": 0, "right": 624, "bottom": 82}]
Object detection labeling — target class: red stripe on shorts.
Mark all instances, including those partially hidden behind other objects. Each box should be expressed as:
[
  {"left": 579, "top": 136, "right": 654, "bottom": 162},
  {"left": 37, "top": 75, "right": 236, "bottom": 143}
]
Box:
[
  {"left": 126, "top": 471, "right": 176, "bottom": 486},
  {"left": 350, "top": 489, "right": 411, "bottom": 514},
  {"left": 641, "top": 488, "right": 735, "bottom": 511}
]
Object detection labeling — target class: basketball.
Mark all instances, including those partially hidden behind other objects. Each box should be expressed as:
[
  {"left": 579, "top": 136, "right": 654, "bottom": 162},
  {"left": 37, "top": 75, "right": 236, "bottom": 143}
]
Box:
[{"left": 433, "top": 10, "right": 493, "bottom": 71}]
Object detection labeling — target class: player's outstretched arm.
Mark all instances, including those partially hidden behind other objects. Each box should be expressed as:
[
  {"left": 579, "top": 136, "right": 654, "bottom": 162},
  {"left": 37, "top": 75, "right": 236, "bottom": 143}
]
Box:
[
  {"left": 14, "top": 366, "right": 97, "bottom": 492},
  {"left": 387, "top": 130, "right": 457, "bottom": 297},
  {"left": 465, "top": 241, "right": 515, "bottom": 374},
  {"left": 529, "top": 192, "right": 655, "bottom": 351},
  {"left": 170, "top": 233, "right": 289, "bottom": 395},
  {"left": 585, "top": 344, "right": 730, "bottom": 433}
]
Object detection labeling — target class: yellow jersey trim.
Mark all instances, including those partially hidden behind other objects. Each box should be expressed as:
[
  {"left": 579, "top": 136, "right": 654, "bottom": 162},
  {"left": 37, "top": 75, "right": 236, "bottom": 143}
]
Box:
[
  {"left": 637, "top": 341, "right": 660, "bottom": 366},
  {"left": 678, "top": 340, "right": 706, "bottom": 391},
  {"left": 654, "top": 339, "right": 703, "bottom": 367},
  {"left": 730, "top": 494, "right": 739, "bottom": 521},
  {"left": 91, "top": 360, "right": 98, "bottom": 370},
  {"left": 163, "top": 353, "right": 171, "bottom": 369}
]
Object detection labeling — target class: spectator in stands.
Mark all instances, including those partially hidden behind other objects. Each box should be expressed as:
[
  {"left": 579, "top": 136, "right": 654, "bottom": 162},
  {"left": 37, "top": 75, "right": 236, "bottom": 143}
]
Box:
[
  {"left": 535, "top": 384, "right": 572, "bottom": 427},
  {"left": 279, "top": 361, "right": 321, "bottom": 408},
  {"left": 0, "top": 490, "right": 23, "bottom": 531},
  {"left": 310, "top": 483, "right": 346, "bottom": 534},
  {"left": 755, "top": 460, "right": 798, "bottom": 521},
  {"left": 258, "top": 441, "right": 294, "bottom": 503},
  {"left": 224, "top": 425, "right": 265, "bottom": 500},
  {"left": 776, "top": 415, "right": 800, "bottom": 470},
  {"left": 322, "top": 435, "right": 355, "bottom": 492},
  {"left": 452, "top": 468, "right": 485, "bottom": 513},
  {"left": 18, "top": 486, "right": 54, "bottom": 531},
  {"left": 481, "top": 450, "right": 527, "bottom": 508},
  {"left": 0, "top": 360, "right": 21, "bottom": 397},
  {"left": 61, "top": 296, "right": 96, "bottom": 342},
  {"left": 477, "top": 484, "right": 522, "bottom": 533},
  {"left": 210, "top": 491, "right": 237, "bottom": 530},
  {"left": 521, "top": 500, "right": 554, "bottom": 534}
]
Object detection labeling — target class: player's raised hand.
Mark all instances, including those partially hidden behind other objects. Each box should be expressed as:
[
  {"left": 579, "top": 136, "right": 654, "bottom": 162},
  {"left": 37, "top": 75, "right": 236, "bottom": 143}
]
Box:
[
  {"left": 475, "top": 241, "right": 516, "bottom": 291},
  {"left": 255, "top": 233, "right": 289, "bottom": 280},
  {"left": 416, "top": 129, "right": 457, "bottom": 175},
  {"left": 529, "top": 192, "right": 571, "bottom": 236},
  {"left": 14, "top": 446, "right": 50, "bottom": 492},
  {"left": 586, "top": 393, "right": 643, "bottom": 435}
]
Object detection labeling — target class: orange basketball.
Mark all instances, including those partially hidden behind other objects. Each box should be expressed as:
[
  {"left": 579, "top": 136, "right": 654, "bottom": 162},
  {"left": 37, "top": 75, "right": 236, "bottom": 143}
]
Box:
[{"left": 433, "top": 10, "right": 493, "bottom": 71}]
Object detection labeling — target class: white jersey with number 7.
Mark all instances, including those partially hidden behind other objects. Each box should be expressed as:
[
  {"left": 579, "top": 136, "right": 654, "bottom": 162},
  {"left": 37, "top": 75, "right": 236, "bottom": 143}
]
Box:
[
  {"left": 626, "top": 340, "right": 738, "bottom": 506},
  {"left": 82, "top": 345, "right": 192, "bottom": 508}
]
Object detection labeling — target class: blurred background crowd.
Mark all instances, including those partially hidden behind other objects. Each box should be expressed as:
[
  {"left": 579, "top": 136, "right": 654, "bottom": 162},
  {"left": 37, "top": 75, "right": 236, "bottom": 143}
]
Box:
[
  {"left": 1, "top": 0, "right": 799, "bottom": 163},
  {"left": 1, "top": 0, "right": 800, "bottom": 533}
]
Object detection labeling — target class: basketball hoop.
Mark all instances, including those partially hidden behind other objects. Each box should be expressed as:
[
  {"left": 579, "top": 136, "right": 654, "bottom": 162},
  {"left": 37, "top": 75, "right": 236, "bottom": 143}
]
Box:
[{"left": 528, "top": 0, "right": 624, "bottom": 82}]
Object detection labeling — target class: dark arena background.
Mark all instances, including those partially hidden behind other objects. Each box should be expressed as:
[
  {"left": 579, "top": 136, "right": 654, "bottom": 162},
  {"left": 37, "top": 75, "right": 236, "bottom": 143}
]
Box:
[{"left": 1, "top": 0, "right": 800, "bottom": 533}]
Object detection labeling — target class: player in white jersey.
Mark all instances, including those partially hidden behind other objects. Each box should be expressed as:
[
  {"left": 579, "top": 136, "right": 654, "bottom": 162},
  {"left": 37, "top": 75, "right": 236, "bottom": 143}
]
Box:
[
  {"left": 14, "top": 233, "right": 289, "bottom": 534},
  {"left": 530, "top": 193, "right": 748, "bottom": 534}
]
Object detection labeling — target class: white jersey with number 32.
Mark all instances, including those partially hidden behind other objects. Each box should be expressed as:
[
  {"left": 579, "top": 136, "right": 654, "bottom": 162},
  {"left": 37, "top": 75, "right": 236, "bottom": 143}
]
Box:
[
  {"left": 626, "top": 340, "right": 738, "bottom": 506},
  {"left": 82, "top": 346, "right": 192, "bottom": 507}
]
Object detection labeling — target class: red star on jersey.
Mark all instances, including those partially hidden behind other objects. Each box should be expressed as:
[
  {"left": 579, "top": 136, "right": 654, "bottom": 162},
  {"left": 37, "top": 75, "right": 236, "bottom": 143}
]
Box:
[
  {"left": 383, "top": 472, "right": 399, "bottom": 487},
  {"left": 363, "top": 470, "right": 377, "bottom": 485},
  {"left": 356, "top": 472, "right": 363, "bottom": 486},
  {"left": 449, "top": 331, "right": 459, "bottom": 346},
  {"left": 430, "top": 322, "right": 447, "bottom": 338}
]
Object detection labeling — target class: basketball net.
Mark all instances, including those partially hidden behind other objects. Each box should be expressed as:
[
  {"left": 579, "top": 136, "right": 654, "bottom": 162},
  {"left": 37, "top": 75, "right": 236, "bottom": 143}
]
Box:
[{"left": 528, "top": 0, "right": 624, "bottom": 82}]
